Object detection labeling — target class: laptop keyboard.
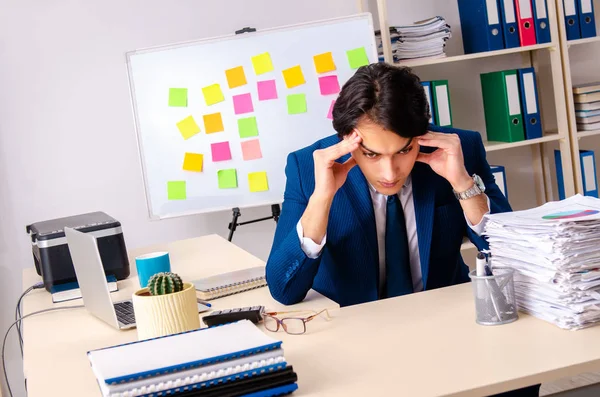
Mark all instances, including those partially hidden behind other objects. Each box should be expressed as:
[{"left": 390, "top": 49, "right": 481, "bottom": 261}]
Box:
[{"left": 114, "top": 301, "right": 136, "bottom": 325}]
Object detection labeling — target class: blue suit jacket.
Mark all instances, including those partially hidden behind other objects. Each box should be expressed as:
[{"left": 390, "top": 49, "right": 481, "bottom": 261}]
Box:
[{"left": 265, "top": 125, "right": 512, "bottom": 307}]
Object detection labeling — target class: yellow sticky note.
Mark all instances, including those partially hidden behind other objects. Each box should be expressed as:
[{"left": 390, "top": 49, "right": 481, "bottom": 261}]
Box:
[
  {"left": 182, "top": 153, "right": 203, "bottom": 172},
  {"left": 176, "top": 116, "right": 201, "bottom": 140},
  {"left": 202, "top": 84, "right": 225, "bottom": 106},
  {"left": 225, "top": 66, "right": 247, "bottom": 89},
  {"left": 251, "top": 52, "right": 274, "bottom": 75},
  {"left": 313, "top": 52, "right": 336, "bottom": 74},
  {"left": 248, "top": 171, "right": 268, "bottom": 192},
  {"left": 203, "top": 112, "right": 224, "bottom": 134},
  {"left": 282, "top": 65, "right": 305, "bottom": 89}
]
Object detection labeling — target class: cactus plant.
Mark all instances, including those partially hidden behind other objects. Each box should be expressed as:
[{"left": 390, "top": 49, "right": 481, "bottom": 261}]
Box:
[{"left": 147, "top": 272, "right": 184, "bottom": 296}]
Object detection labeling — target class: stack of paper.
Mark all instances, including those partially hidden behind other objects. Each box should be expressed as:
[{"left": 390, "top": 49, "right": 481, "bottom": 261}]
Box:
[
  {"left": 483, "top": 194, "right": 600, "bottom": 330},
  {"left": 375, "top": 16, "right": 451, "bottom": 62},
  {"left": 573, "top": 82, "right": 600, "bottom": 131},
  {"left": 87, "top": 320, "right": 298, "bottom": 396}
]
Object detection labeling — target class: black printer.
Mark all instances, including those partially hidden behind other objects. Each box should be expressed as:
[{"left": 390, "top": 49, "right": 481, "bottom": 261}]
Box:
[{"left": 26, "top": 211, "right": 131, "bottom": 292}]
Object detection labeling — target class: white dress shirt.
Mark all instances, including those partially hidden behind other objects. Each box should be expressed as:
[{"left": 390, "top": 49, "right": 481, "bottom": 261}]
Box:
[{"left": 296, "top": 175, "right": 490, "bottom": 292}]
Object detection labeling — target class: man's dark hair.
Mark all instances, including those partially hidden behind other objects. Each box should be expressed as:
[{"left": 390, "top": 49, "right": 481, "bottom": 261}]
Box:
[{"left": 332, "top": 63, "right": 430, "bottom": 139}]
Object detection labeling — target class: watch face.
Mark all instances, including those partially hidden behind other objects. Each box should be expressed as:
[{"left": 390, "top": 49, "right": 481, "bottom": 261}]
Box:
[{"left": 473, "top": 174, "right": 486, "bottom": 192}]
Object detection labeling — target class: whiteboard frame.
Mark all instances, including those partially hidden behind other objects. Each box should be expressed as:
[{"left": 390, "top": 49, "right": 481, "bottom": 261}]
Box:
[{"left": 125, "top": 13, "right": 377, "bottom": 220}]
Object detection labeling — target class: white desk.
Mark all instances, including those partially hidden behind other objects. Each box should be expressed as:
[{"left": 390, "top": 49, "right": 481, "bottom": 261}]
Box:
[{"left": 21, "top": 234, "right": 600, "bottom": 396}]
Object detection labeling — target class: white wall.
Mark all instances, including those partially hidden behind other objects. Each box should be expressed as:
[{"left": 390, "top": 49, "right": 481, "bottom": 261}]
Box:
[{"left": 0, "top": 1, "right": 359, "bottom": 396}]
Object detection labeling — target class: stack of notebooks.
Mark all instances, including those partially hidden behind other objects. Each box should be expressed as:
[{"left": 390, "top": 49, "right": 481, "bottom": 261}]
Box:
[
  {"left": 87, "top": 320, "right": 298, "bottom": 397},
  {"left": 375, "top": 16, "right": 451, "bottom": 62},
  {"left": 192, "top": 266, "right": 267, "bottom": 300},
  {"left": 483, "top": 194, "right": 600, "bottom": 330},
  {"left": 574, "top": 82, "right": 600, "bottom": 132}
]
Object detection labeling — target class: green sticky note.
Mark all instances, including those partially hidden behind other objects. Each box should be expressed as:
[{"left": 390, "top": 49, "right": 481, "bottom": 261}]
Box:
[
  {"left": 238, "top": 116, "right": 259, "bottom": 138},
  {"left": 346, "top": 47, "right": 369, "bottom": 69},
  {"left": 167, "top": 181, "right": 186, "bottom": 200},
  {"left": 218, "top": 169, "right": 238, "bottom": 189},
  {"left": 287, "top": 94, "right": 307, "bottom": 115},
  {"left": 168, "top": 88, "right": 187, "bottom": 107}
]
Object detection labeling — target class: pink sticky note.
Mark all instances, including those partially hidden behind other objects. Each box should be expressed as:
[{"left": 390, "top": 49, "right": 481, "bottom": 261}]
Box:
[
  {"left": 241, "top": 139, "right": 263, "bottom": 161},
  {"left": 233, "top": 93, "right": 254, "bottom": 115},
  {"left": 319, "top": 75, "right": 340, "bottom": 96},
  {"left": 327, "top": 100, "right": 336, "bottom": 119},
  {"left": 211, "top": 141, "right": 232, "bottom": 162},
  {"left": 257, "top": 80, "right": 278, "bottom": 101}
]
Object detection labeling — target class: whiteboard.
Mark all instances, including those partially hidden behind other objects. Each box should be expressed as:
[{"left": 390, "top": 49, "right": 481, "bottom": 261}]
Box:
[{"left": 126, "top": 13, "right": 377, "bottom": 219}]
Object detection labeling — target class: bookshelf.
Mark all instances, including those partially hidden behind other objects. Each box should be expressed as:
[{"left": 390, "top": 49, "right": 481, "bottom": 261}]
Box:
[{"left": 555, "top": 0, "right": 600, "bottom": 195}]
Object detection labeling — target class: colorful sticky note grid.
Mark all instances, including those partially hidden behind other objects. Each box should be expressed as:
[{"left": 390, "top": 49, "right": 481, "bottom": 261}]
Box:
[
  {"left": 238, "top": 116, "right": 259, "bottom": 138},
  {"left": 313, "top": 52, "right": 336, "bottom": 74},
  {"left": 251, "top": 52, "right": 274, "bottom": 75},
  {"left": 167, "top": 181, "right": 186, "bottom": 200},
  {"left": 225, "top": 66, "right": 247, "bottom": 89},
  {"left": 346, "top": 47, "right": 369, "bottom": 69},
  {"left": 241, "top": 139, "right": 262, "bottom": 161},
  {"left": 218, "top": 169, "right": 237, "bottom": 189},
  {"left": 282, "top": 65, "right": 306, "bottom": 89},
  {"left": 203, "top": 112, "right": 224, "bottom": 134},
  {"left": 327, "top": 100, "right": 336, "bottom": 120},
  {"left": 233, "top": 93, "right": 254, "bottom": 115},
  {"left": 168, "top": 88, "right": 187, "bottom": 107},
  {"left": 319, "top": 75, "right": 340, "bottom": 96},
  {"left": 176, "top": 116, "right": 201, "bottom": 140},
  {"left": 257, "top": 80, "right": 278, "bottom": 101},
  {"left": 211, "top": 141, "right": 232, "bottom": 162},
  {"left": 287, "top": 94, "right": 307, "bottom": 115},
  {"left": 182, "top": 153, "right": 203, "bottom": 172},
  {"left": 202, "top": 84, "right": 225, "bottom": 106},
  {"left": 248, "top": 171, "right": 268, "bottom": 192}
]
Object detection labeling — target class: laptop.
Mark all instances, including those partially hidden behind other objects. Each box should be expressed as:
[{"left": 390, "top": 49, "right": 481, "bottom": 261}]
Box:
[{"left": 64, "top": 227, "right": 136, "bottom": 330}]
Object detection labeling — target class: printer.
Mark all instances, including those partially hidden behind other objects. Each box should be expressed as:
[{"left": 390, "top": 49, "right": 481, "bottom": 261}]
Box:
[{"left": 26, "top": 211, "right": 131, "bottom": 292}]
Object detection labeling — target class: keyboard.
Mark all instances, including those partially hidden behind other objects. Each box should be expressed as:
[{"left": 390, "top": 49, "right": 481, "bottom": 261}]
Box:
[{"left": 114, "top": 301, "right": 136, "bottom": 325}]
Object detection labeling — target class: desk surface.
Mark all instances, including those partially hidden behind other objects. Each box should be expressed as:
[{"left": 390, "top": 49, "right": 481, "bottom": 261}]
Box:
[{"left": 22, "top": 234, "right": 600, "bottom": 396}]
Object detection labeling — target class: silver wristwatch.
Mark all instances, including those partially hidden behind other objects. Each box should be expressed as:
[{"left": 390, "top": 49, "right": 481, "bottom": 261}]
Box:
[{"left": 453, "top": 174, "right": 486, "bottom": 200}]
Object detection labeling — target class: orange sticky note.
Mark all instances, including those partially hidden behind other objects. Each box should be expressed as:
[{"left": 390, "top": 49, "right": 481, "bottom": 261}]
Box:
[
  {"left": 203, "top": 112, "right": 224, "bottom": 134},
  {"left": 225, "top": 66, "right": 247, "bottom": 89},
  {"left": 248, "top": 171, "right": 268, "bottom": 192},
  {"left": 313, "top": 52, "right": 336, "bottom": 74},
  {"left": 202, "top": 84, "right": 225, "bottom": 106},
  {"left": 182, "top": 153, "right": 203, "bottom": 172},
  {"left": 251, "top": 52, "right": 274, "bottom": 75},
  {"left": 282, "top": 65, "right": 305, "bottom": 89},
  {"left": 176, "top": 116, "right": 201, "bottom": 140}
]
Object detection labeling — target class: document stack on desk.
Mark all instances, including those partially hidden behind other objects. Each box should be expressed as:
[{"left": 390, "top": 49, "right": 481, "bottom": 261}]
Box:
[
  {"left": 484, "top": 194, "right": 600, "bottom": 330},
  {"left": 375, "top": 16, "right": 451, "bottom": 62},
  {"left": 86, "top": 320, "right": 298, "bottom": 397}
]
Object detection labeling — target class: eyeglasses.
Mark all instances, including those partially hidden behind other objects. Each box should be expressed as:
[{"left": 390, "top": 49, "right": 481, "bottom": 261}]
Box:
[{"left": 262, "top": 309, "right": 331, "bottom": 335}]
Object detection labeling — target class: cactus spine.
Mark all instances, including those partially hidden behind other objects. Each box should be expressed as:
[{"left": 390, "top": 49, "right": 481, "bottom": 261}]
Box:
[{"left": 147, "top": 272, "right": 184, "bottom": 296}]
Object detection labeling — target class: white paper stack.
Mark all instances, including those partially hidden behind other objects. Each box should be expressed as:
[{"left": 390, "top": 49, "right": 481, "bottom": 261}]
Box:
[
  {"left": 483, "top": 194, "right": 600, "bottom": 330},
  {"left": 375, "top": 16, "right": 451, "bottom": 62}
]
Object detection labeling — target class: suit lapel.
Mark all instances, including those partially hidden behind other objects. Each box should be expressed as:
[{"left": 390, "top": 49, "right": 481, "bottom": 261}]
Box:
[{"left": 411, "top": 162, "right": 435, "bottom": 290}]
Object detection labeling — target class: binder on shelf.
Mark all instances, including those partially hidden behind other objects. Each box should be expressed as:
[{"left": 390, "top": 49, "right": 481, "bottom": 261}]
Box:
[
  {"left": 457, "top": 0, "right": 505, "bottom": 54},
  {"left": 555, "top": 150, "right": 566, "bottom": 200},
  {"left": 555, "top": 150, "right": 599, "bottom": 198},
  {"left": 192, "top": 266, "right": 267, "bottom": 300},
  {"left": 431, "top": 80, "right": 453, "bottom": 127},
  {"left": 499, "top": 0, "right": 521, "bottom": 48},
  {"left": 515, "top": 0, "right": 538, "bottom": 45},
  {"left": 532, "top": 0, "right": 552, "bottom": 43},
  {"left": 564, "top": 0, "right": 581, "bottom": 40},
  {"left": 517, "top": 67, "right": 543, "bottom": 139},
  {"left": 421, "top": 81, "right": 436, "bottom": 125},
  {"left": 490, "top": 165, "right": 509, "bottom": 199},
  {"left": 577, "top": 0, "right": 597, "bottom": 38},
  {"left": 480, "top": 69, "right": 525, "bottom": 142}
]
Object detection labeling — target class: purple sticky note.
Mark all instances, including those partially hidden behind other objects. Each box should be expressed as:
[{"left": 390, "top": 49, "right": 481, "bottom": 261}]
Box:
[
  {"left": 211, "top": 141, "right": 232, "bottom": 162},
  {"left": 257, "top": 80, "right": 278, "bottom": 101},
  {"left": 327, "top": 100, "right": 336, "bottom": 119},
  {"left": 319, "top": 75, "right": 340, "bottom": 96},
  {"left": 233, "top": 93, "right": 254, "bottom": 115}
]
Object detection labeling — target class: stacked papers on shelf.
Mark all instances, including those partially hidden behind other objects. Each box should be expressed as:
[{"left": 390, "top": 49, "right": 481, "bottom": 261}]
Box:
[
  {"left": 483, "top": 194, "right": 600, "bottom": 330},
  {"left": 573, "top": 82, "right": 600, "bottom": 131},
  {"left": 375, "top": 16, "right": 452, "bottom": 62}
]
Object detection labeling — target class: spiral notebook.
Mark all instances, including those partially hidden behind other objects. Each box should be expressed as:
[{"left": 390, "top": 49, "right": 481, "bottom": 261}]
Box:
[{"left": 192, "top": 266, "right": 267, "bottom": 300}]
